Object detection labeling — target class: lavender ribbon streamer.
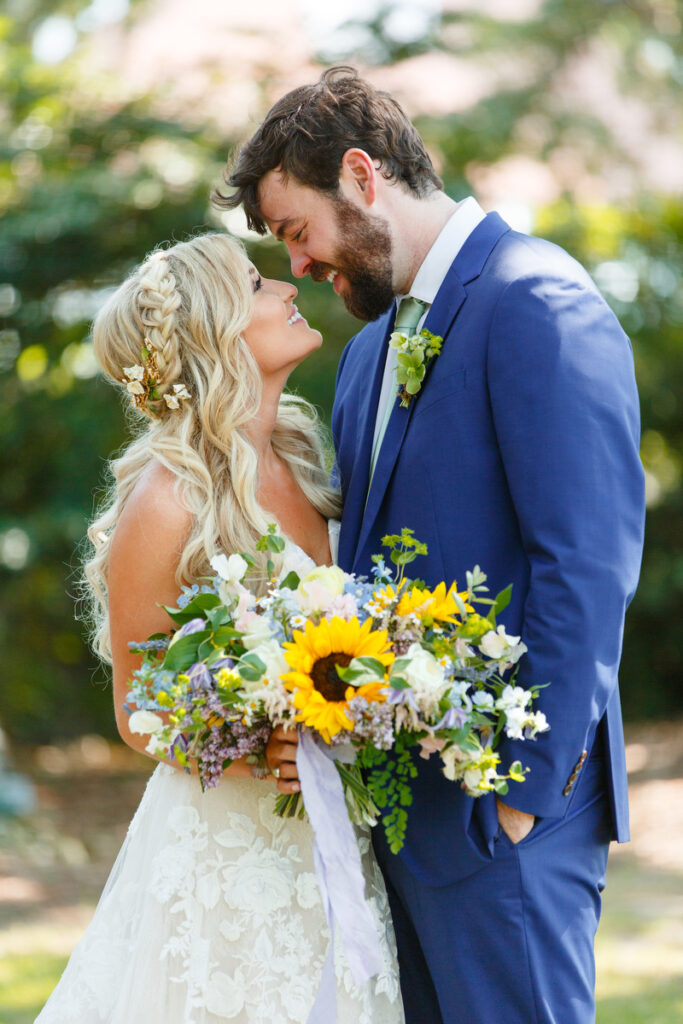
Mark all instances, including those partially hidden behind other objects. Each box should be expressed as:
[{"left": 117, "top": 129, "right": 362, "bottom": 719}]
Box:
[{"left": 296, "top": 730, "right": 384, "bottom": 1023}]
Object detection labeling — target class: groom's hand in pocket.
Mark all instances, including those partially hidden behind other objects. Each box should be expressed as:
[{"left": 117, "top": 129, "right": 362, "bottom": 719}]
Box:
[
  {"left": 266, "top": 725, "right": 301, "bottom": 794},
  {"left": 496, "top": 798, "right": 535, "bottom": 844}
]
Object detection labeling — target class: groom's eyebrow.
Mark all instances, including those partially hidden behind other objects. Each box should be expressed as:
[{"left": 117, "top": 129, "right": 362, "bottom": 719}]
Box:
[{"left": 272, "top": 217, "right": 299, "bottom": 241}]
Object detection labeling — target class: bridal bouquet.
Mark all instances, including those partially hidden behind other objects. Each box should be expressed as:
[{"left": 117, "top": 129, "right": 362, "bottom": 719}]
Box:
[{"left": 127, "top": 527, "right": 548, "bottom": 853}]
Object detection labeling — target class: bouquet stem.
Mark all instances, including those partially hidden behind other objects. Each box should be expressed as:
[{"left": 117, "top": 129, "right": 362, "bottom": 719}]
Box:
[{"left": 274, "top": 792, "right": 305, "bottom": 819}]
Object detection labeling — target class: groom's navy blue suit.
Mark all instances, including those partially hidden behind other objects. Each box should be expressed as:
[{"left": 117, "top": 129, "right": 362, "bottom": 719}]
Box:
[{"left": 332, "top": 213, "right": 645, "bottom": 1023}]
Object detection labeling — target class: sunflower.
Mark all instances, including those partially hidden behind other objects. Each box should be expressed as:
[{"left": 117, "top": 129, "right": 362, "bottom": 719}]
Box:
[
  {"left": 396, "top": 581, "right": 473, "bottom": 624},
  {"left": 282, "top": 616, "right": 394, "bottom": 742}
]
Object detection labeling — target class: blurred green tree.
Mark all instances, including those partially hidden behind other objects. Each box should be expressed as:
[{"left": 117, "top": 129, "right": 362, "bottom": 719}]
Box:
[{"left": 0, "top": 0, "right": 680, "bottom": 743}]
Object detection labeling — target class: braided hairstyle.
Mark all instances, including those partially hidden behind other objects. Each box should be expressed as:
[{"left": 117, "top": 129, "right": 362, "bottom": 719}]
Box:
[
  {"left": 97, "top": 250, "right": 188, "bottom": 419},
  {"left": 135, "top": 252, "right": 184, "bottom": 416},
  {"left": 84, "top": 233, "right": 340, "bottom": 661}
]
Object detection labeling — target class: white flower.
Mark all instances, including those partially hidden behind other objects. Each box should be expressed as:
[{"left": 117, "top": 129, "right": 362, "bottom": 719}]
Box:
[
  {"left": 440, "top": 744, "right": 470, "bottom": 781},
  {"left": 496, "top": 684, "right": 532, "bottom": 712},
  {"left": 299, "top": 564, "right": 346, "bottom": 596},
  {"left": 123, "top": 364, "right": 145, "bottom": 381},
  {"left": 145, "top": 732, "right": 169, "bottom": 757},
  {"left": 402, "top": 644, "right": 446, "bottom": 692},
  {"left": 240, "top": 615, "right": 274, "bottom": 651},
  {"left": 479, "top": 624, "right": 527, "bottom": 666},
  {"left": 480, "top": 625, "right": 516, "bottom": 658},
  {"left": 463, "top": 764, "right": 498, "bottom": 793},
  {"left": 211, "top": 552, "right": 249, "bottom": 583},
  {"left": 125, "top": 379, "right": 145, "bottom": 396},
  {"left": 234, "top": 590, "right": 256, "bottom": 619},
  {"left": 255, "top": 677, "right": 294, "bottom": 725},
  {"left": 449, "top": 680, "right": 471, "bottom": 702},
  {"left": 327, "top": 592, "right": 359, "bottom": 620},
  {"left": 503, "top": 705, "right": 529, "bottom": 740},
  {"left": 295, "top": 580, "right": 337, "bottom": 615},
  {"left": 529, "top": 710, "right": 549, "bottom": 735},
  {"left": 506, "top": 708, "right": 549, "bottom": 740},
  {"left": 245, "top": 638, "right": 288, "bottom": 688},
  {"left": 399, "top": 644, "right": 448, "bottom": 719},
  {"left": 128, "top": 710, "right": 164, "bottom": 735},
  {"left": 211, "top": 552, "right": 250, "bottom": 605},
  {"left": 472, "top": 690, "right": 494, "bottom": 709},
  {"left": 163, "top": 383, "right": 191, "bottom": 409},
  {"left": 280, "top": 544, "right": 316, "bottom": 582}
]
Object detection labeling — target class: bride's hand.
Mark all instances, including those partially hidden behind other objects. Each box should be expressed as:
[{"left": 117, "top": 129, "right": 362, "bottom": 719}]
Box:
[{"left": 266, "top": 725, "right": 301, "bottom": 794}]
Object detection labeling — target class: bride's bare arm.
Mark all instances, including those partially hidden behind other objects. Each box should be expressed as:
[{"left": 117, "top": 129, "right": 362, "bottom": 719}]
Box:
[{"left": 108, "top": 462, "right": 254, "bottom": 778}]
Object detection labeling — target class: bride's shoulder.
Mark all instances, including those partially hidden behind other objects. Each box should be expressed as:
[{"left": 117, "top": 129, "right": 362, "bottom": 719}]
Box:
[{"left": 111, "top": 461, "right": 191, "bottom": 562}]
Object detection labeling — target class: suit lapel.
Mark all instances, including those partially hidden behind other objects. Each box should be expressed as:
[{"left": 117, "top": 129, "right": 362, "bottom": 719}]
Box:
[
  {"left": 338, "top": 303, "right": 397, "bottom": 569},
  {"left": 353, "top": 213, "right": 510, "bottom": 567}
]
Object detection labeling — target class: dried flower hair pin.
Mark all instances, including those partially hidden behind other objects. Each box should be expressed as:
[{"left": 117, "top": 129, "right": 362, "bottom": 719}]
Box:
[
  {"left": 164, "top": 383, "right": 191, "bottom": 409},
  {"left": 121, "top": 338, "right": 190, "bottom": 413}
]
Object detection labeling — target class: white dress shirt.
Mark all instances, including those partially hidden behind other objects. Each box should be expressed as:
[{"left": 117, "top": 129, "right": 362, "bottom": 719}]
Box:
[{"left": 371, "top": 197, "right": 486, "bottom": 452}]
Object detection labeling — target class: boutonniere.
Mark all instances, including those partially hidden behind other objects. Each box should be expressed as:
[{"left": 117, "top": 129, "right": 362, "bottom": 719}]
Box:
[{"left": 389, "top": 328, "right": 443, "bottom": 408}]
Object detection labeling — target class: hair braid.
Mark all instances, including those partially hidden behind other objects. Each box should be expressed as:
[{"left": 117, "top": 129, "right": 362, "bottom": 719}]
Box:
[{"left": 135, "top": 252, "right": 184, "bottom": 415}]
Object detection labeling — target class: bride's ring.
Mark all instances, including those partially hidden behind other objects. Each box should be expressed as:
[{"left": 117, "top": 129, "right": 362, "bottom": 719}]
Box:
[{"left": 272, "top": 766, "right": 280, "bottom": 779}]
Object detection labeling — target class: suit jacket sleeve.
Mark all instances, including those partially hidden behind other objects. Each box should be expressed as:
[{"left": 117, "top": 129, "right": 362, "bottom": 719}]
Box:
[{"left": 487, "top": 268, "right": 645, "bottom": 818}]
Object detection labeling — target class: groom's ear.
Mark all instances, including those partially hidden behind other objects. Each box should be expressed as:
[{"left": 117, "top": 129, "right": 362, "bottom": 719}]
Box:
[{"left": 339, "top": 149, "right": 377, "bottom": 206}]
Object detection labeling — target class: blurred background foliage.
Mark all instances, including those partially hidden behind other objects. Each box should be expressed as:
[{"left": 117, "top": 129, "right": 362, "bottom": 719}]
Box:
[{"left": 0, "top": 0, "right": 681, "bottom": 745}]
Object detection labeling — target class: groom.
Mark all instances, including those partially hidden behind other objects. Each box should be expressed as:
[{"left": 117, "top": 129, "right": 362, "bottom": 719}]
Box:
[{"left": 217, "top": 67, "right": 645, "bottom": 1023}]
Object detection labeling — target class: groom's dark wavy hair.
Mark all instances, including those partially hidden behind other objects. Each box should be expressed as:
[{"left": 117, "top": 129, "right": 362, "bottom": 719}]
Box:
[{"left": 213, "top": 66, "right": 443, "bottom": 233}]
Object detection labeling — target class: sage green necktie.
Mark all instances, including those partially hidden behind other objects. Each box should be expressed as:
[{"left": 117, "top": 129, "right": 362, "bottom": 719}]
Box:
[
  {"left": 394, "top": 295, "right": 428, "bottom": 335},
  {"left": 368, "top": 295, "right": 429, "bottom": 489}
]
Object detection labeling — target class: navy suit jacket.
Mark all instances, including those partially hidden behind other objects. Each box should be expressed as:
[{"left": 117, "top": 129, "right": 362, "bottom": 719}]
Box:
[{"left": 332, "top": 213, "right": 645, "bottom": 885}]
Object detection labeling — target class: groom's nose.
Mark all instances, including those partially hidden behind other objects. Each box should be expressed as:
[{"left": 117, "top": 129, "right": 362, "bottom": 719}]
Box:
[{"left": 288, "top": 245, "right": 313, "bottom": 279}]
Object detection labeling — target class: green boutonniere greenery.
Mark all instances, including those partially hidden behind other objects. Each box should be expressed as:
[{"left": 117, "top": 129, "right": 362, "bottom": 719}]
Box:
[{"left": 389, "top": 328, "right": 443, "bottom": 408}]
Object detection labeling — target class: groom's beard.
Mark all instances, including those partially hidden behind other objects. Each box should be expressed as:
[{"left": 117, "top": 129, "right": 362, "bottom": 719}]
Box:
[{"left": 310, "top": 197, "right": 395, "bottom": 322}]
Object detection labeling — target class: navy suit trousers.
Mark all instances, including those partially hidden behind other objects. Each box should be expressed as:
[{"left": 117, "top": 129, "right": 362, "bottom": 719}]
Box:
[{"left": 373, "top": 752, "right": 610, "bottom": 1024}]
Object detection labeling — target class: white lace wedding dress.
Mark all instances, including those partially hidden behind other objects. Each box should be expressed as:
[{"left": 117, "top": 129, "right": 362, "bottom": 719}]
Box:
[{"left": 36, "top": 525, "right": 404, "bottom": 1024}]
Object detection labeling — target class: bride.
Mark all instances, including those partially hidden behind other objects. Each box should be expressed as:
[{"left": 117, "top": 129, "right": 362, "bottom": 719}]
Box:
[{"left": 36, "top": 233, "right": 403, "bottom": 1023}]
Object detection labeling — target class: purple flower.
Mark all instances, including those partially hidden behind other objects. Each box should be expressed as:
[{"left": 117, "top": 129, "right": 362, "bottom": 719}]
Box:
[
  {"left": 211, "top": 657, "right": 234, "bottom": 673},
  {"left": 197, "top": 720, "right": 271, "bottom": 789},
  {"left": 387, "top": 687, "right": 419, "bottom": 711},
  {"left": 347, "top": 696, "right": 395, "bottom": 750},
  {"left": 186, "top": 662, "right": 213, "bottom": 691},
  {"left": 173, "top": 617, "right": 205, "bottom": 642},
  {"left": 435, "top": 706, "right": 469, "bottom": 731}
]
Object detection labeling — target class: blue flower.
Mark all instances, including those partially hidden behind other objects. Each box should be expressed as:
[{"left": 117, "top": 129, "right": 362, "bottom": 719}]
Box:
[{"left": 177, "top": 584, "right": 199, "bottom": 609}]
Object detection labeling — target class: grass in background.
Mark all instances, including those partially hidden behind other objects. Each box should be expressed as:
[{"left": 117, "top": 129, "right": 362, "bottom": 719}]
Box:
[
  {"left": 2, "top": 731, "right": 681, "bottom": 1023},
  {"left": 0, "top": 954, "right": 68, "bottom": 1023}
]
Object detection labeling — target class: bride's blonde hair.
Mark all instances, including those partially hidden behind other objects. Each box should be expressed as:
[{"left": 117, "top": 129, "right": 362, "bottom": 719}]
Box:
[{"left": 85, "top": 232, "right": 341, "bottom": 662}]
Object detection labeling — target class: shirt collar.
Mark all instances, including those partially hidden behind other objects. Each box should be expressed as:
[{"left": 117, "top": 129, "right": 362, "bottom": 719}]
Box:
[{"left": 408, "top": 197, "right": 486, "bottom": 305}]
